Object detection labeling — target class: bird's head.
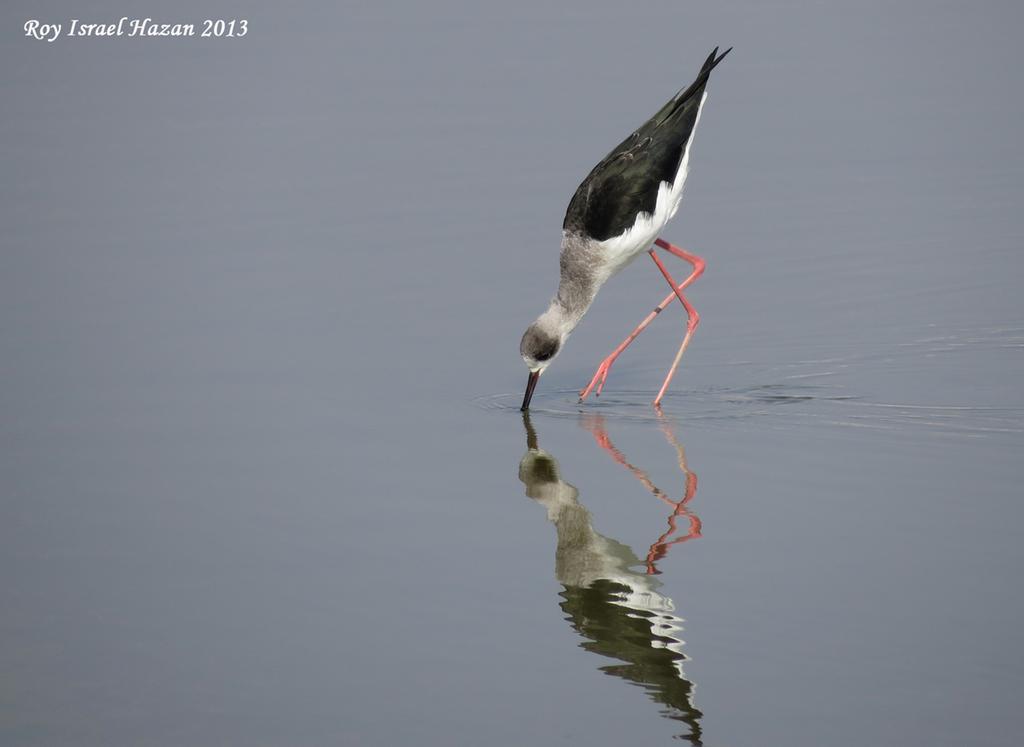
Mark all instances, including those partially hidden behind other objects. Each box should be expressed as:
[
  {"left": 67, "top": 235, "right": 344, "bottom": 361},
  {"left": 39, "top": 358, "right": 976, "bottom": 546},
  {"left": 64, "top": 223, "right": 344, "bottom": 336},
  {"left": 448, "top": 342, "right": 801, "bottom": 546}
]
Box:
[
  {"left": 520, "top": 322, "right": 562, "bottom": 371},
  {"left": 519, "top": 314, "right": 566, "bottom": 410}
]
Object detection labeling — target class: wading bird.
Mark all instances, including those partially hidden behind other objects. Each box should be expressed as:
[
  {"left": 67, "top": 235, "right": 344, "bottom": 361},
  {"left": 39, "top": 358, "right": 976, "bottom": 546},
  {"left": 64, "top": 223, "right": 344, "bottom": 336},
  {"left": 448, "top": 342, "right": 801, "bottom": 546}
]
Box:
[{"left": 520, "top": 48, "right": 731, "bottom": 411}]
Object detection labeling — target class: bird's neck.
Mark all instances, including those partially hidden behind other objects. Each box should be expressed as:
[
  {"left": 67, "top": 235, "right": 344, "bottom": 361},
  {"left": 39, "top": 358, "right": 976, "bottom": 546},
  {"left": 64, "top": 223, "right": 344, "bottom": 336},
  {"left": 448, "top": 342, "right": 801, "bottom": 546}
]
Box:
[
  {"left": 537, "top": 285, "right": 596, "bottom": 342},
  {"left": 534, "top": 300, "right": 580, "bottom": 344},
  {"left": 547, "top": 234, "right": 602, "bottom": 335}
]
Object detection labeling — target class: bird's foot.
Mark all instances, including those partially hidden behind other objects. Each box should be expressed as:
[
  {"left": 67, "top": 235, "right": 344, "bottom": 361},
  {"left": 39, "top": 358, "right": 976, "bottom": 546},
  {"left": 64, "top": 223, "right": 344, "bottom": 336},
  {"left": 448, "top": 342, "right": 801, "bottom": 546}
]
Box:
[{"left": 579, "top": 358, "right": 615, "bottom": 403}]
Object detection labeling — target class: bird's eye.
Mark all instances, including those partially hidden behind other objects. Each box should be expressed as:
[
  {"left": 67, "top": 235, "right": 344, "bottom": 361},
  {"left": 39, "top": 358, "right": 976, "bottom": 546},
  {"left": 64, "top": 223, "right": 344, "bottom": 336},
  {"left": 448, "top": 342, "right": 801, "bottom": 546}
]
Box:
[{"left": 533, "top": 339, "right": 559, "bottom": 362}]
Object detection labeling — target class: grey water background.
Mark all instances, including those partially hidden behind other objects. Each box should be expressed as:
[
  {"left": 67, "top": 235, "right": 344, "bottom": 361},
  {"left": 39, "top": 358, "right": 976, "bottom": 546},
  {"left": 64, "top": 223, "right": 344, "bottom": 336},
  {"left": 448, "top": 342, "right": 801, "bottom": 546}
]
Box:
[{"left": 2, "top": 0, "right": 1023, "bottom": 745}]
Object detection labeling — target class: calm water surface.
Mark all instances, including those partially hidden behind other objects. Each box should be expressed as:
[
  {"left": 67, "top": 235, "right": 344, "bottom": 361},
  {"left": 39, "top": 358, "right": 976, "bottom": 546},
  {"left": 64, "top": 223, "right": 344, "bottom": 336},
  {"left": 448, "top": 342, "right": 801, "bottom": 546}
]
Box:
[{"left": 2, "top": 1, "right": 1023, "bottom": 745}]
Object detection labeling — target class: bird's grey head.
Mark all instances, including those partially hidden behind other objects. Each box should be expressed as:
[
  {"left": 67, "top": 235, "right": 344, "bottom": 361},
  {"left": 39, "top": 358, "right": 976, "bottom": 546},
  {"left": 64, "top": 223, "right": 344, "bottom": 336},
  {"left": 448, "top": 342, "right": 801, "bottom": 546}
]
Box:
[
  {"left": 519, "top": 304, "right": 574, "bottom": 411},
  {"left": 520, "top": 321, "right": 562, "bottom": 372}
]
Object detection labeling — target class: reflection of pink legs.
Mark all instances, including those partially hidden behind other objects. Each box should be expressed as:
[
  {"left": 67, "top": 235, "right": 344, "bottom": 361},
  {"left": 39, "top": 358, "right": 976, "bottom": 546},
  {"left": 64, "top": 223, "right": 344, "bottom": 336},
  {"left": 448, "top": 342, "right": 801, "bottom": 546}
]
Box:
[
  {"left": 645, "top": 470, "right": 701, "bottom": 575},
  {"left": 578, "top": 237, "right": 705, "bottom": 405},
  {"left": 644, "top": 412, "right": 702, "bottom": 573},
  {"left": 580, "top": 414, "right": 702, "bottom": 575}
]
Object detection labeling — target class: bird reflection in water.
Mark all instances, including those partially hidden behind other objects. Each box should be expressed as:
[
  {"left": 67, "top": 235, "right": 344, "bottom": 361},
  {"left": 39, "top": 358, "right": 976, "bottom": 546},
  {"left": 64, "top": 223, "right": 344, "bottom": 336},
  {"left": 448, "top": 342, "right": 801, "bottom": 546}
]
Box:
[{"left": 518, "top": 412, "right": 704, "bottom": 744}]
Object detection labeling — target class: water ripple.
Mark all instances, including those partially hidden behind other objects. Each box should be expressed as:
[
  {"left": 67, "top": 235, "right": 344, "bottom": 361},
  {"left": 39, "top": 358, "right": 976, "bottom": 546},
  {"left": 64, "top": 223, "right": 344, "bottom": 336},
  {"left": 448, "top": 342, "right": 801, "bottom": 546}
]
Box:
[
  {"left": 474, "top": 384, "right": 1024, "bottom": 441},
  {"left": 478, "top": 323, "right": 1024, "bottom": 441}
]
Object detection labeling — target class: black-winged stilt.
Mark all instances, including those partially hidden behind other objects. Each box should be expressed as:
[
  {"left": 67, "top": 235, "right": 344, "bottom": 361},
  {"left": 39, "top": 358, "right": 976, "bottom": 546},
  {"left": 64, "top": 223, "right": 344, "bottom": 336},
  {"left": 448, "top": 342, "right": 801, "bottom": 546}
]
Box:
[{"left": 520, "top": 47, "right": 731, "bottom": 411}]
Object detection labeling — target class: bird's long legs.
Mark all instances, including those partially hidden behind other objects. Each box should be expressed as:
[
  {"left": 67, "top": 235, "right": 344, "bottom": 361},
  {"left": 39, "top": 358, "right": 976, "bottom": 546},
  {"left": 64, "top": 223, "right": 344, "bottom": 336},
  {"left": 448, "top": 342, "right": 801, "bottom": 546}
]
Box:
[
  {"left": 578, "top": 238, "right": 705, "bottom": 405},
  {"left": 648, "top": 240, "right": 705, "bottom": 406}
]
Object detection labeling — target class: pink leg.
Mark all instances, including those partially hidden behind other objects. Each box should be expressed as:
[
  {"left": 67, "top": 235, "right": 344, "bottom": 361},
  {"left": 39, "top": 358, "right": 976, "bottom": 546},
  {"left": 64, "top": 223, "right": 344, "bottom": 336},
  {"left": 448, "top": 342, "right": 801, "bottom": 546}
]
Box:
[
  {"left": 648, "top": 240, "right": 704, "bottom": 406},
  {"left": 578, "top": 238, "right": 705, "bottom": 403}
]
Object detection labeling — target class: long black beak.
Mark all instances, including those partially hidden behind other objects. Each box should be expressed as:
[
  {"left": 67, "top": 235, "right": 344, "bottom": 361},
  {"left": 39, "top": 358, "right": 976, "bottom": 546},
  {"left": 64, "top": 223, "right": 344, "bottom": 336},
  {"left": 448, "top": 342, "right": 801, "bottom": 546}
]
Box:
[{"left": 520, "top": 370, "right": 540, "bottom": 411}]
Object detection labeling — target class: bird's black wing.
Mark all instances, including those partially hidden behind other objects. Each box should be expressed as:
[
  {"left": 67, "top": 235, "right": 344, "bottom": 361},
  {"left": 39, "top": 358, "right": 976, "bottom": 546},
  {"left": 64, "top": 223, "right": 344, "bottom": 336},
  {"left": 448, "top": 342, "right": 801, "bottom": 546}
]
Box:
[{"left": 563, "top": 48, "right": 731, "bottom": 242}]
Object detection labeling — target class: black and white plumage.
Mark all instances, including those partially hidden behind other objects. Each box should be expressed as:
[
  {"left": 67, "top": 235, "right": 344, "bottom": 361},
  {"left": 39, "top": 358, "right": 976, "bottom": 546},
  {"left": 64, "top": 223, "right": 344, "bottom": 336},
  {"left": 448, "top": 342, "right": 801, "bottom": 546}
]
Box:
[
  {"left": 520, "top": 47, "right": 731, "bottom": 410},
  {"left": 563, "top": 47, "right": 731, "bottom": 244}
]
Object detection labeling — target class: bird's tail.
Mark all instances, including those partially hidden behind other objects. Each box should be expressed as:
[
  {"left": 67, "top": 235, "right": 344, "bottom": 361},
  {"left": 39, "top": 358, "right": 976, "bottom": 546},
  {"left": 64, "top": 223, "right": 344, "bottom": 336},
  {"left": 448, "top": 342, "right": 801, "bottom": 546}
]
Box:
[
  {"left": 654, "top": 47, "right": 732, "bottom": 127},
  {"left": 700, "top": 46, "right": 733, "bottom": 76}
]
